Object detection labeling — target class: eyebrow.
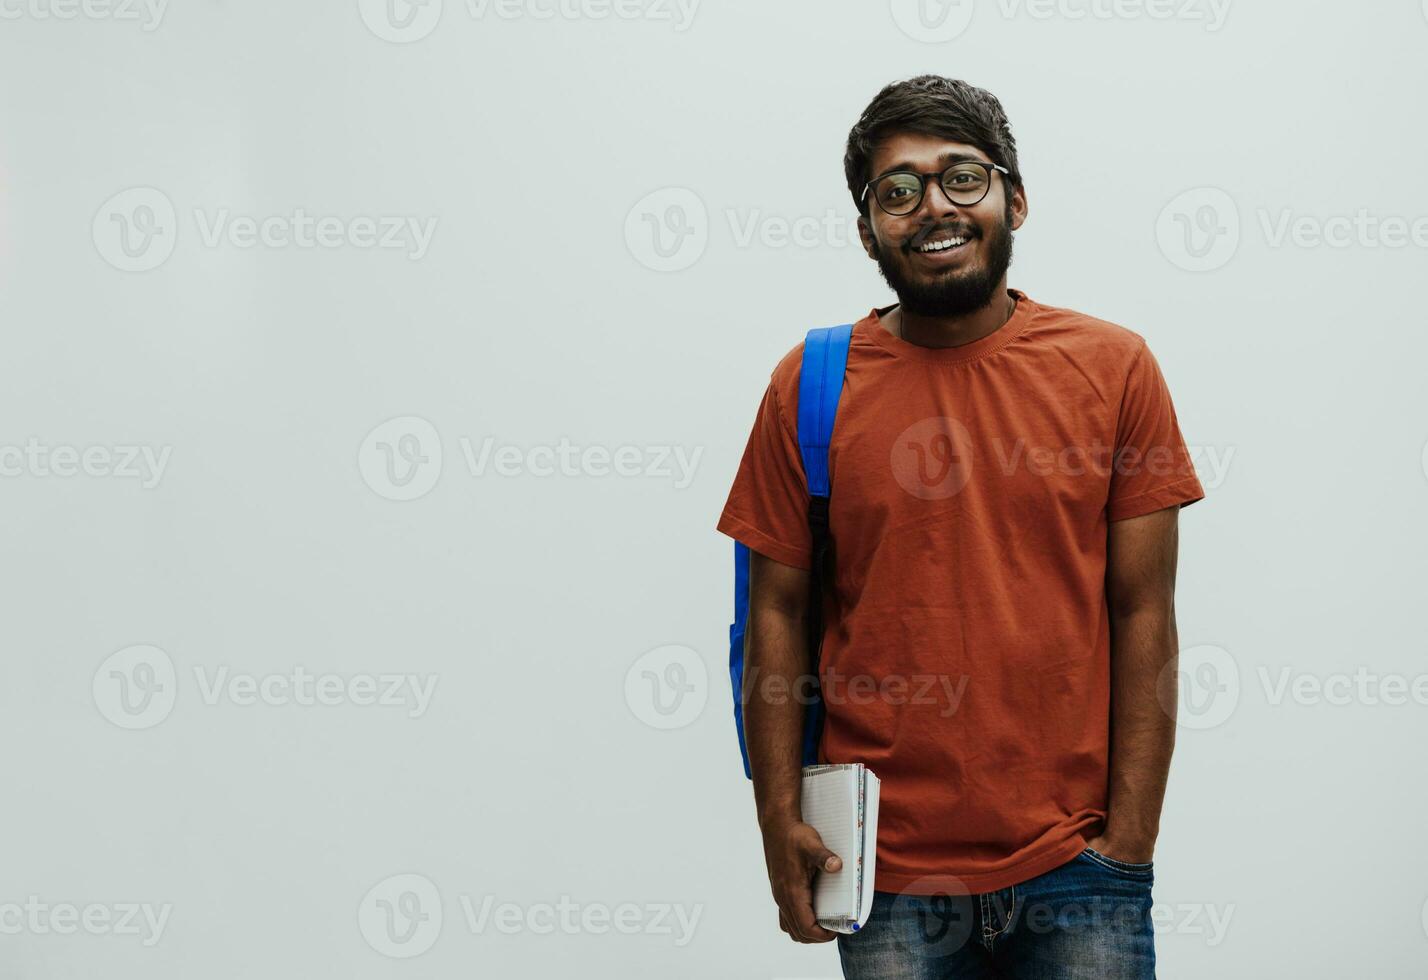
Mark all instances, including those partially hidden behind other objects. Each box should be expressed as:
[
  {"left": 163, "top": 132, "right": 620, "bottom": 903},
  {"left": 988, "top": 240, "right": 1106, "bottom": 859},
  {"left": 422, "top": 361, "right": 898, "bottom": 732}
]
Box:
[{"left": 870, "top": 151, "right": 991, "bottom": 182}]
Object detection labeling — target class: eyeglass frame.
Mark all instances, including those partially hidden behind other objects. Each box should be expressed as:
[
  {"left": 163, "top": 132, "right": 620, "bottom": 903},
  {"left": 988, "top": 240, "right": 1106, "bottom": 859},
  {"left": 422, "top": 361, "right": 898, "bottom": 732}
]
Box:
[{"left": 861, "top": 160, "right": 1012, "bottom": 216}]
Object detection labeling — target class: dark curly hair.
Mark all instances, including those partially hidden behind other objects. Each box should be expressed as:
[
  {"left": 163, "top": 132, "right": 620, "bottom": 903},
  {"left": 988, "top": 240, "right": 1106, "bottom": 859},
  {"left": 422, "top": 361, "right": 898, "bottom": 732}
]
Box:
[{"left": 844, "top": 75, "right": 1024, "bottom": 217}]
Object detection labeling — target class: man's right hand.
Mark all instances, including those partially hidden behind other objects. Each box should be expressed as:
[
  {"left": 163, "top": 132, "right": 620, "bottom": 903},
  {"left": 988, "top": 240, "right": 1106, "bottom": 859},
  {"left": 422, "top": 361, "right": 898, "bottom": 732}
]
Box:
[{"left": 760, "top": 817, "right": 843, "bottom": 943}]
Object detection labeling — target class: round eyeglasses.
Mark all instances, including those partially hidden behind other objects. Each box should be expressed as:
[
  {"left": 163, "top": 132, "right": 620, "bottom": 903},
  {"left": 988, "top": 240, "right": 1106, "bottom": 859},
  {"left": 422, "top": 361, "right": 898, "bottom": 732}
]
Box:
[{"left": 862, "top": 161, "right": 1011, "bottom": 216}]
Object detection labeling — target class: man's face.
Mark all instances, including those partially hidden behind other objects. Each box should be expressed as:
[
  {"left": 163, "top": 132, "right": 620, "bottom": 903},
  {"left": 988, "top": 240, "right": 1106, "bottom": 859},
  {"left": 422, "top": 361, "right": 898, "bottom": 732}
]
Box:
[{"left": 858, "top": 132, "right": 1028, "bottom": 317}]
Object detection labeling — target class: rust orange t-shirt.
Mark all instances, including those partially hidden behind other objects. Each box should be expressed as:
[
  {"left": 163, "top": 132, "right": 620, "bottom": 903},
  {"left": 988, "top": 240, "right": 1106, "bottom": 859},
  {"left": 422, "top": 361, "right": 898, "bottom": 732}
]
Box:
[{"left": 717, "top": 288, "right": 1205, "bottom": 894}]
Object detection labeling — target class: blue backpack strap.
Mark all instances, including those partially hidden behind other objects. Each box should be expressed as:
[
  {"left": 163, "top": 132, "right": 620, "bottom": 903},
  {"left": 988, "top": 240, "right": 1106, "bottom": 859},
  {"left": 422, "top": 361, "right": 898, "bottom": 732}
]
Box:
[
  {"left": 793, "top": 323, "right": 853, "bottom": 769},
  {"left": 797, "top": 323, "right": 854, "bottom": 499},
  {"left": 730, "top": 322, "right": 853, "bottom": 779}
]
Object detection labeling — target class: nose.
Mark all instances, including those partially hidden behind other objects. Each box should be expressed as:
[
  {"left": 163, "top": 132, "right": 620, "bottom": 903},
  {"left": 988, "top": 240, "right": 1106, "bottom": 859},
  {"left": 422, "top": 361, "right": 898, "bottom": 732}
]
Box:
[{"left": 915, "top": 175, "right": 964, "bottom": 221}]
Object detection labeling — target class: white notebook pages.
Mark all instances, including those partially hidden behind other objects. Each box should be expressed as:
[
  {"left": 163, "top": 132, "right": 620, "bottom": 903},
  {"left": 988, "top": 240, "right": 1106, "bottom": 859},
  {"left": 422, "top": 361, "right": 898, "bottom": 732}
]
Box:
[{"left": 799, "top": 763, "right": 881, "bottom": 933}]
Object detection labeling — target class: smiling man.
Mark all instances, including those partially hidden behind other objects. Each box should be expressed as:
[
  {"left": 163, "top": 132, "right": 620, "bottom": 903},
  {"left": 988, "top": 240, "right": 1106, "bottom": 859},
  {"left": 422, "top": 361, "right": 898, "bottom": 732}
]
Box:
[{"left": 718, "top": 76, "right": 1204, "bottom": 978}]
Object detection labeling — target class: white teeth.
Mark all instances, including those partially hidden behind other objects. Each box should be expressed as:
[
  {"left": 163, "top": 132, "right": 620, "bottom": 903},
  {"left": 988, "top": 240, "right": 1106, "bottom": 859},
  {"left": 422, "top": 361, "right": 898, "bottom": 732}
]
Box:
[{"left": 917, "top": 236, "right": 967, "bottom": 252}]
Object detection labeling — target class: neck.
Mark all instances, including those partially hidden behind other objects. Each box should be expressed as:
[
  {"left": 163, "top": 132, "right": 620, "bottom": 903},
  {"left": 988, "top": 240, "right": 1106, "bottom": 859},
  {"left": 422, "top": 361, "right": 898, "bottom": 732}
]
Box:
[{"left": 885, "top": 283, "right": 1016, "bottom": 350}]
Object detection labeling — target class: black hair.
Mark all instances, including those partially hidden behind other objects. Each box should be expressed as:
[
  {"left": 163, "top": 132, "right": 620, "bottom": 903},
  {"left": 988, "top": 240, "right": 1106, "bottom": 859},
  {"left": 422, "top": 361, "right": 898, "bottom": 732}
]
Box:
[{"left": 844, "top": 75, "right": 1023, "bottom": 217}]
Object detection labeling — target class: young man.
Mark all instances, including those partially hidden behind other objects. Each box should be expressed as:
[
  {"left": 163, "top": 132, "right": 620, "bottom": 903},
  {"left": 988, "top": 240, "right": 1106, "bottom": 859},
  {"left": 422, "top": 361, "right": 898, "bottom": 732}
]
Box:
[{"left": 717, "top": 76, "right": 1204, "bottom": 978}]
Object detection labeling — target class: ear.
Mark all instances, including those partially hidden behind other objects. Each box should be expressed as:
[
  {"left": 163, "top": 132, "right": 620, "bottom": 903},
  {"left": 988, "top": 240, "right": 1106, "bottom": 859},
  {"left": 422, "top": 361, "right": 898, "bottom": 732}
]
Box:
[
  {"left": 857, "top": 214, "right": 880, "bottom": 261},
  {"left": 1008, "top": 183, "right": 1029, "bottom": 232}
]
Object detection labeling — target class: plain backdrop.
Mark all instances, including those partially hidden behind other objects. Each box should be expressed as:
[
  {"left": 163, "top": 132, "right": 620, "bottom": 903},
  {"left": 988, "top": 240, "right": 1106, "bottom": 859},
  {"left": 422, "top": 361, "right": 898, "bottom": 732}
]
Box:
[{"left": 2, "top": 0, "right": 1426, "bottom": 976}]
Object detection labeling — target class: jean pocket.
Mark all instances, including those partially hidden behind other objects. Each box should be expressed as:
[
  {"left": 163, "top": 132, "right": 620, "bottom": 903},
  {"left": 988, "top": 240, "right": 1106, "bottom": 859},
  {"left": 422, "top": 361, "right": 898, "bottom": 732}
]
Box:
[{"left": 1079, "top": 846, "right": 1154, "bottom": 879}]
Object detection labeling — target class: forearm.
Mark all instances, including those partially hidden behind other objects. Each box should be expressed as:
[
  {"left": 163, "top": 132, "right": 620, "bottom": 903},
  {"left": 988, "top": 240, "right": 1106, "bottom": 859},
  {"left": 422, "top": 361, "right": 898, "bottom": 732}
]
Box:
[
  {"left": 1102, "top": 602, "right": 1179, "bottom": 854},
  {"left": 744, "top": 602, "right": 812, "bottom": 830}
]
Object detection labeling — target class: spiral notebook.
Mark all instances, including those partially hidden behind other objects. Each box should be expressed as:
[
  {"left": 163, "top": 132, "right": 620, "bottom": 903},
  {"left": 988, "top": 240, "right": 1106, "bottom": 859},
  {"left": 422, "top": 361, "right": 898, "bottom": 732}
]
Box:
[{"left": 800, "top": 763, "right": 881, "bottom": 933}]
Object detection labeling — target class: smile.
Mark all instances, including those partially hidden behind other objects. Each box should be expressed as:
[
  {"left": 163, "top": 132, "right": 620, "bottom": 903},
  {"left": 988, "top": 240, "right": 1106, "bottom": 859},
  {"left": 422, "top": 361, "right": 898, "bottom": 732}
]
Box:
[{"left": 915, "top": 235, "right": 970, "bottom": 253}]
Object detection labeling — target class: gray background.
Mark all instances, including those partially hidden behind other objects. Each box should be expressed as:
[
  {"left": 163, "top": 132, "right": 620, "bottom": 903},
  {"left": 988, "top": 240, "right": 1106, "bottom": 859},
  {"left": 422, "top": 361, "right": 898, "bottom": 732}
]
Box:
[{"left": 2, "top": 0, "right": 1426, "bottom": 976}]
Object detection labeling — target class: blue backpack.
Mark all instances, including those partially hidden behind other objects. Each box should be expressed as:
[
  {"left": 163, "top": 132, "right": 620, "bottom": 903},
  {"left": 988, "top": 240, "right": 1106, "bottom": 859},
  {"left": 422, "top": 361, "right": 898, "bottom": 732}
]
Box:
[{"left": 729, "top": 323, "right": 854, "bottom": 778}]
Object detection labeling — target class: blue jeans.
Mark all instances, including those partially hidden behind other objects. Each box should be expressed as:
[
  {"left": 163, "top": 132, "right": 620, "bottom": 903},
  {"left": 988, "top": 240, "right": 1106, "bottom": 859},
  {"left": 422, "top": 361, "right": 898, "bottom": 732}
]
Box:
[{"left": 838, "top": 848, "right": 1156, "bottom": 979}]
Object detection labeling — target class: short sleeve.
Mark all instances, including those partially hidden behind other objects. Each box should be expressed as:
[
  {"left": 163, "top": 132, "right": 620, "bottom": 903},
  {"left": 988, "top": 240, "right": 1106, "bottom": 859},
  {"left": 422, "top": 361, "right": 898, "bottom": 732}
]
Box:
[
  {"left": 716, "top": 380, "right": 812, "bottom": 569},
  {"left": 1107, "top": 342, "right": 1206, "bottom": 522}
]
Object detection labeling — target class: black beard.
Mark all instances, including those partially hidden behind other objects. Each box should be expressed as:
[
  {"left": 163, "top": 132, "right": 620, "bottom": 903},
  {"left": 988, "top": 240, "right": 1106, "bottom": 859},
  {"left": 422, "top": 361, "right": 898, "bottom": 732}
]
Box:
[{"left": 872, "top": 206, "right": 1015, "bottom": 318}]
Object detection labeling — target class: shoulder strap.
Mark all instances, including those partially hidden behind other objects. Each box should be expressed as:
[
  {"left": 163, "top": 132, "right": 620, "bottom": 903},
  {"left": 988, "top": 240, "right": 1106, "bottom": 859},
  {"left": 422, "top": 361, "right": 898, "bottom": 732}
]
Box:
[
  {"left": 796, "top": 323, "right": 854, "bottom": 498},
  {"left": 793, "top": 323, "right": 852, "bottom": 769}
]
